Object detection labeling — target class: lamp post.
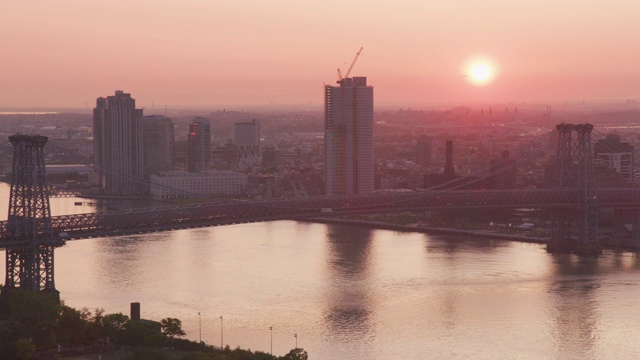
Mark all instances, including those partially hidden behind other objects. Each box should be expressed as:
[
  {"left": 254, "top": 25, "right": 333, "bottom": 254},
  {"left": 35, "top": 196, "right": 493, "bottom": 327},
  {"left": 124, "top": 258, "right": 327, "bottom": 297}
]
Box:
[
  {"left": 220, "top": 316, "right": 223, "bottom": 350},
  {"left": 294, "top": 333, "right": 297, "bottom": 349},
  {"left": 198, "top": 312, "right": 201, "bottom": 343},
  {"left": 270, "top": 326, "right": 273, "bottom": 355}
]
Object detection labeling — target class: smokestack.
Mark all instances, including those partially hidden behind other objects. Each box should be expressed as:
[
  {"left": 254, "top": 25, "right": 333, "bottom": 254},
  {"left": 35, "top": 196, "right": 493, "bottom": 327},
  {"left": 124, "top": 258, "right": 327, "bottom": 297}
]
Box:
[
  {"left": 444, "top": 140, "right": 454, "bottom": 179},
  {"left": 131, "top": 302, "right": 141, "bottom": 321}
]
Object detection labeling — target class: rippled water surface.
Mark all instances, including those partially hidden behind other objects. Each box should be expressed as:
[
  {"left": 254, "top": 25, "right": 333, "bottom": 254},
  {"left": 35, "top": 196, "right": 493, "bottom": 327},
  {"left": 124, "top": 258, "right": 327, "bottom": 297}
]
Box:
[{"left": 2, "top": 186, "right": 640, "bottom": 359}]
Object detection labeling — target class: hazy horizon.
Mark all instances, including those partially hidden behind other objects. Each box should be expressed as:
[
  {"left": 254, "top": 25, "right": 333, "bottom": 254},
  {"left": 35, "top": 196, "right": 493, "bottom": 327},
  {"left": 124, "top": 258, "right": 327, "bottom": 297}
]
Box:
[{"left": 3, "top": 1, "right": 640, "bottom": 108}]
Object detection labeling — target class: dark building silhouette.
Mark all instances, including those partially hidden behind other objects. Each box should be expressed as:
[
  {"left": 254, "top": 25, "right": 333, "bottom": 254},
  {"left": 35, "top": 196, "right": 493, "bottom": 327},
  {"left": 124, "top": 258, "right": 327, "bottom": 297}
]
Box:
[
  {"left": 187, "top": 117, "right": 211, "bottom": 173},
  {"left": 234, "top": 119, "right": 261, "bottom": 169},
  {"left": 173, "top": 139, "right": 187, "bottom": 170},
  {"left": 211, "top": 139, "right": 238, "bottom": 170},
  {"left": 594, "top": 134, "right": 634, "bottom": 183},
  {"left": 444, "top": 140, "right": 455, "bottom": 180},
  {"left": 93, "top": 90, "right": 144, "bottom": 195},
  {"left": 143, "top": 115, "right": 174, "bottom": 179},
  {"left": 424, "top": 140, "right": 481, "bottom": 190},
  {"left": 262, "top": 145, "right": 278, "bottom": 166},
  {"left": 488, "top": 151, "right": 517, "bottom": 189}
]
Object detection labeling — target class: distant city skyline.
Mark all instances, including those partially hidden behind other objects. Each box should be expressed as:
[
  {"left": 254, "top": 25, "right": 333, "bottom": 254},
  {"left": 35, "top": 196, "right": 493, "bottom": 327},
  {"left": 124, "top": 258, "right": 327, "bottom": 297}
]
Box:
[{"left": 3, "top": 1, "right": 640, "bottom": 108}]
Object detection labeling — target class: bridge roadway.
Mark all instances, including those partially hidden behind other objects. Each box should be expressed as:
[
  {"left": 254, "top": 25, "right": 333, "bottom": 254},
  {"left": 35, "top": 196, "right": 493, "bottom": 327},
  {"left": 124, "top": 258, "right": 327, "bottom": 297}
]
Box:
[{"left": 1, "top": 188, "right": 640, "bottom": 248}]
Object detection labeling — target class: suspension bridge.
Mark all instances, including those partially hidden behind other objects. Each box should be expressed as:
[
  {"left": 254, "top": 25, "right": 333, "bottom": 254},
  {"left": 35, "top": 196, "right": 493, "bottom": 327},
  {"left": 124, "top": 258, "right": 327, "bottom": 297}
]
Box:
[{"left": 3, "top": 123, "right": 640, "bottom": 293}]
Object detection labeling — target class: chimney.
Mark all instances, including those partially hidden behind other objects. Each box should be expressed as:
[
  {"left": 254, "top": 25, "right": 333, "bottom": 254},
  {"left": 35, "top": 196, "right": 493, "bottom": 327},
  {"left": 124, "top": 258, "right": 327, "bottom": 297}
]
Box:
[{"left": 131, "top": 302, "right": 141, "bottom": 321}]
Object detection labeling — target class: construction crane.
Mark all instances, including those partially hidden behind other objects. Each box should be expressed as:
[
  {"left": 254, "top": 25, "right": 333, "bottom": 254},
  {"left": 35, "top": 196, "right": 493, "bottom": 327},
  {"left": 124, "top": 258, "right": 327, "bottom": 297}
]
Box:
[{"left": 337, "top": 47, "right": 364, "bottom": 83}]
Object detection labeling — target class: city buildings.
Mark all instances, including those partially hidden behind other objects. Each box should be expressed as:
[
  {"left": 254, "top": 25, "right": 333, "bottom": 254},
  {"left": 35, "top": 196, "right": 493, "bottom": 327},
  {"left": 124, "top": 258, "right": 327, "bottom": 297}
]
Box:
[
  {"left": 415, "top": 135, "right": 432, "bottom": 167},
  {"left": 488, "top": 151, "right": 517, "bottom": 189},
  {"left": 93, "top": 90, "right": 145, "bottom": 195},
  {"left": 234, "top": 119, "right": 261, "bottom": 170},
  {"left": 187, "top": 117, "right": 211, "bottom": 173},
  {"left": 143, "top": 115, "right": 174, "bottom": 179},
  {"left": 594, "top": 134, "right": 634, "bottom": 183},
  {"left": 324, "top": 77, "right": 374, "bottom": 195}
]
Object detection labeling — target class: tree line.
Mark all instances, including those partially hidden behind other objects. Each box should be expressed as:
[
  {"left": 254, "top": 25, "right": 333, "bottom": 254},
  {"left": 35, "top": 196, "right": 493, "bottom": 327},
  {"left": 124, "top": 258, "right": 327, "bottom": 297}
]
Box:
[{"left": 0, "top": 286, "right": 307, "bottom": 360}]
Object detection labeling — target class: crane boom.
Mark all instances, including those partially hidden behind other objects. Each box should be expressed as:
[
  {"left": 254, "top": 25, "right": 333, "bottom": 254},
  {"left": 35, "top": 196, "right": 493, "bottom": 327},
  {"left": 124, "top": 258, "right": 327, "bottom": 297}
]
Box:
[{"left": 343, "top": 47, "right": 363, "bottom": 79}]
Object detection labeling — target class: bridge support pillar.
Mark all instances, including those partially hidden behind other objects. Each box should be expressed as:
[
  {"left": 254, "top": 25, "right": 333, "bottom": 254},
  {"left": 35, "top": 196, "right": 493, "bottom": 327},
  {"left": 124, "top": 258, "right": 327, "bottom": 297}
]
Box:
[
  {"left": 4, "top": 135, "right": 61, "bottom": 295},
  {"left": 547, "top": 123, "right": 601, "bottom": 255},
  {"left": 632, "top": 210, "right": 640, "bottom": 250},
  {"left": 548, "top": 209, "right": 574, "bottom": 253},
  {"left": 610, "top": 209, "right": 627, "bottom": 247}
]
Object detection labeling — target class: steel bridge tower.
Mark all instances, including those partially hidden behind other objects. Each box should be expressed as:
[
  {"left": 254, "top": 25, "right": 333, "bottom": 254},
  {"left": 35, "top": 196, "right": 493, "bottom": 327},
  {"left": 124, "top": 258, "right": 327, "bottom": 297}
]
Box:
[
  {"left": 548, "top": 123, "right": 601, "bottom": 254},
  {"left": 4, "top": 135, "right": 62, "bottom": 293}
]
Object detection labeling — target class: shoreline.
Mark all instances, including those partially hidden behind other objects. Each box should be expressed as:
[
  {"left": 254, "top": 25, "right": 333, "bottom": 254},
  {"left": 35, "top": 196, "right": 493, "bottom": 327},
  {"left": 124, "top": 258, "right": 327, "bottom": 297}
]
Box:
[{"left": 306, "top": 217, "right": 549, "bottom": 244}]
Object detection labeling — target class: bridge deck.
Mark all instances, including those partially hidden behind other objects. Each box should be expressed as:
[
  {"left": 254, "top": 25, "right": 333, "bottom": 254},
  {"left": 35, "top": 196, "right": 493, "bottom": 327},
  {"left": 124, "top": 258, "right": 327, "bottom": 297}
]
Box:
[{"left": 1, "top": 188, "right": 639, "bottom": 248}]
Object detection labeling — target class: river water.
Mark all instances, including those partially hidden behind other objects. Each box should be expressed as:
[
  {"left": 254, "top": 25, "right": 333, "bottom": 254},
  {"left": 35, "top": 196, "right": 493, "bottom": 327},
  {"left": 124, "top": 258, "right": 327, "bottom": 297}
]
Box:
[{"left": 2, "top": 184, "right": 640, "bottom": 359}]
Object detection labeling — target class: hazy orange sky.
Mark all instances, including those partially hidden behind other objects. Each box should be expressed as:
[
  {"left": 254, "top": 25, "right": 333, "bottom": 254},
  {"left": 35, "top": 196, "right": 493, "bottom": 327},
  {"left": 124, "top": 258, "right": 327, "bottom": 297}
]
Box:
[{"left": 2, "top": 1, "right": 640, "bottom": 109}]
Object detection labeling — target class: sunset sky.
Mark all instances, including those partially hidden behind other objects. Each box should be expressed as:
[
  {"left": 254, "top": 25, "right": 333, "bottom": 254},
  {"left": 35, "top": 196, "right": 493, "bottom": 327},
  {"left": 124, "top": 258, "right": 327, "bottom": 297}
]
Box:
[{"left": 2, "top": 0, "right": 640, "bottom": 109}]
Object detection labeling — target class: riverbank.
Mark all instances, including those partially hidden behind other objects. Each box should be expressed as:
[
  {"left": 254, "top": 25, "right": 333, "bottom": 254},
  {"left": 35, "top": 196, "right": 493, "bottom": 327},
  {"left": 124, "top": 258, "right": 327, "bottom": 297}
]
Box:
[{"left": 307, "top": 217, "right": 549, "bottom": 244}]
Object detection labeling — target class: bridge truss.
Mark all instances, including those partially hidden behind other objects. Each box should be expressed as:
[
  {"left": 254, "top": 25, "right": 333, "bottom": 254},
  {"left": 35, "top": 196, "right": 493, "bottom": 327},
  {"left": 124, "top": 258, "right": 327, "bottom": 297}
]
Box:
[{"left": 4, "top": 135, "right": 62, "bottom": 293}]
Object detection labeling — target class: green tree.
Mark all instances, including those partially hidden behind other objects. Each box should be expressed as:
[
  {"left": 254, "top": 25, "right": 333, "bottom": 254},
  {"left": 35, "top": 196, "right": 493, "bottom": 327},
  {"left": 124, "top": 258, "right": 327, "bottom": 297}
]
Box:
[
  {"left": 212, "top": 356, "right": 233, "bottom": 360},
  {"left": 121, "top": 320, "right": 158, "bottom": 346},
  {"left": 0, "top": 322, "right": 20, "bottom": 358},
  {"left": 15, "top": 338, "right": 36, "bottom": 360},
  {"left": 161, "top": 317, "right": 186, "bottom": 341},
  {"left": 280, "top": 348, "right": 308, "bottom": 360},
  {"left": 251, "top": 351, "right": 277, "bottom": 360},
  {"left": 55, "top": 305, "right": 89, "bottom": 347},
  {"left": 121, "top": 348, "right": 173, "bottom": 360},
  {"left": 4, "top": 288, "right": 60, "bottom": 349},
  {"left": 85, "top": 308, "right": 106, "bottom": 345},
  {"left": 101, "top": 312, "right": 129, "bottom": 344},
  {"left": 181, "top": 351, "right": 213, "bottom": 360}
]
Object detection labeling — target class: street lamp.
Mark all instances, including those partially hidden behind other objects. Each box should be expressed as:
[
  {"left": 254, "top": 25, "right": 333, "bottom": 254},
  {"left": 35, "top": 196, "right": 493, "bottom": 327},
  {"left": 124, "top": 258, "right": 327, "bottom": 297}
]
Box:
[
  {"left": 294, "top": 333, "right": 297, "bottom": 349},
  {"left": 198, "top": 312, "right": 201, "bottom": 343},
  {"left": 220, "top": 316, "right": 223, "bottom": 349},
  {"left": 270, "top": 326, "right": 273, "bottom": 355}
]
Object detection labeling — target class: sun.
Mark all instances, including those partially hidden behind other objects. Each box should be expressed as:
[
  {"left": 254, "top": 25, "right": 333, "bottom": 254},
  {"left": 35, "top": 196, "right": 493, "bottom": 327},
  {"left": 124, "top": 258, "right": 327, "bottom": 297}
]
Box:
[
  {"left": 463, "top": 56, "right": 499, "bottom": 86},
  {"left": 470, "top": 64, "right": 491, "bottom": 83}
]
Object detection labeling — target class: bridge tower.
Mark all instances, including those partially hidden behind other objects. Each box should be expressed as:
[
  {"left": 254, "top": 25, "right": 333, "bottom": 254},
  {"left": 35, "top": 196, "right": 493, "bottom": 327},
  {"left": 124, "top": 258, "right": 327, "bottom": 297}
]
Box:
[
  {"left": 548, "top": 124, "right": 601, "bottom": 254},
  {"left": 4, "top": 135, "right": 62, "bottom": 293}
]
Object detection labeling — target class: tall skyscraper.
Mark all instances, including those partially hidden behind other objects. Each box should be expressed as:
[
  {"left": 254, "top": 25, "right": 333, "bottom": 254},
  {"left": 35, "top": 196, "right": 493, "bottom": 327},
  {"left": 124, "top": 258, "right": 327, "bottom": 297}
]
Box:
[
  {"left": 143, "top": 115, "right": 174, "bottom": 179},
  {"left": 187, "top": 117, "right": 211, "bottom": 173},
  {"left": 234, "top": 119, "right": 261, "bottom": 170},
  {"left": 93, "top": 90, "right": 144, "bottom": 195},
  {"left": 324, "top": 76, "right": 374, "bottom": 196}
]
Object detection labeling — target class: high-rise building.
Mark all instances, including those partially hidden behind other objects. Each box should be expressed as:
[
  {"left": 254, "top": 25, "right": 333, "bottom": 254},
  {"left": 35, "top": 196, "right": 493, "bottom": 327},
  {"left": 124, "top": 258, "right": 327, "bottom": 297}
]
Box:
[
  {"left": 234, "top": 119, "right": 261, "bottom": 170},
  {"left": 143, "top": 115, "right": 174, "bottom": 179},
  {"left": 594, "top": 134, "right": 634, "bottom": 183},
  {"left": 324, "top": 76, "right": 374, "bottom": 195},
  {"left": 187, "top": 117, "right": 211, "bottom": 173},
  {"left": 93, "top": 90, "right": 144, "bottom": 195}
]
